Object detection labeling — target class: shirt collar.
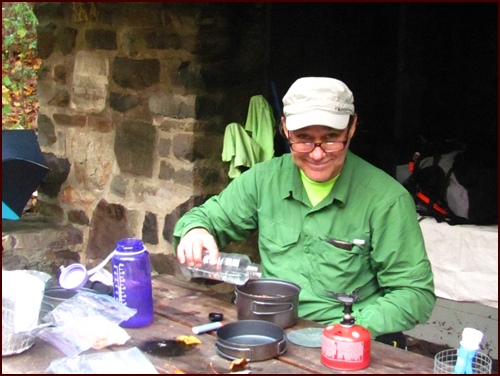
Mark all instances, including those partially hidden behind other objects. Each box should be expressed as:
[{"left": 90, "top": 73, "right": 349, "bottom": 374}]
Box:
[
  {"left": 278, "top": 154, "right": 303, "bottom": 201},
  {"left": 331, "top": 151, "right": 354, "bottom": 205}
]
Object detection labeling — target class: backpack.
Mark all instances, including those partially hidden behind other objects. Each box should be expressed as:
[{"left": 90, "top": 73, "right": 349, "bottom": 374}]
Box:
[{"left": 403, "top": 142, "right": 498, "bottom": 226}]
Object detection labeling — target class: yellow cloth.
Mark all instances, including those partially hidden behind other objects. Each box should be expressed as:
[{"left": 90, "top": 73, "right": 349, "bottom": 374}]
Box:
[
  {"left": 222, "top": 95, "right": 275, "bottom": 178},
  {"left": 244, "top": 95, "right": 275, "bottom": 161},
  {"left": 222, "top": 122, "right": 261, "bottom": 179}
]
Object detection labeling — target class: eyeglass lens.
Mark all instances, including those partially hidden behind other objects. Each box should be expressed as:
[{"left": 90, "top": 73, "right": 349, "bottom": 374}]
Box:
[{"left": 290, "top": 141, "right": 345, "bottom": 153}]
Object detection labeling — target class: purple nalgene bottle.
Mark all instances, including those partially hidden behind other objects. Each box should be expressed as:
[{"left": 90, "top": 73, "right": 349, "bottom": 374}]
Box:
[{"left": 112, "top": 238, "right": 153, "bottom": 328}]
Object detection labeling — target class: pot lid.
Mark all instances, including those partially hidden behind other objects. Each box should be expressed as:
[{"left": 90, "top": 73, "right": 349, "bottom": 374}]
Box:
[{"left": 287, "top": 327, "right": 323, "bottom": 348}]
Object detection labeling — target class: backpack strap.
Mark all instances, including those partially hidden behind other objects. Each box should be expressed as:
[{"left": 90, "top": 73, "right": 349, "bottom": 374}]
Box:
[{"left": 414, "top": 153, "right": 449, "bottom": 223}]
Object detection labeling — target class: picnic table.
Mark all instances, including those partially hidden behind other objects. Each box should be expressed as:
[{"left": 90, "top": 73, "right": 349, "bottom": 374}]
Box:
[{"left": 2, "top": 274, "right": 435, "bottom": 373}]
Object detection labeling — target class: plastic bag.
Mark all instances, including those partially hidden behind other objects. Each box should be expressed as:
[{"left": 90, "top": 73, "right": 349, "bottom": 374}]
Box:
[
  {"left": 45, "top": 346, "right": 159, "bottom": 374},
  {"left": 37, "top": 316, "right": 131, "bottom": 357},
  {"left": 37, "top": 290, "right": 136, "bottom": 357},
  {"left": 41, "top": 290, "right": 135, "bottom": 326}
]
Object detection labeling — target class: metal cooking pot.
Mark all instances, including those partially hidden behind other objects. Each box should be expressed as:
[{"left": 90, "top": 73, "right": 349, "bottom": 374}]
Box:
[
  {"left": 215, "top": 320, "right": 286, "bottom": 362},
  {"left": 235, "top": 278, "right": 301, "bottom": 329}
]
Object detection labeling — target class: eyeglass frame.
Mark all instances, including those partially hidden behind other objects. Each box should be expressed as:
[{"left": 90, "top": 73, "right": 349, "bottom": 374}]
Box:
[{"left": 287, "top": 125, "right": 351, "bottom": 153}]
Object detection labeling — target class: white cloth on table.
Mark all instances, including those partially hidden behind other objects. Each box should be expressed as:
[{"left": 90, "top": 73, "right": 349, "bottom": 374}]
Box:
[{"left": 419, "top": 216, "right": 498, "bottom": 309}]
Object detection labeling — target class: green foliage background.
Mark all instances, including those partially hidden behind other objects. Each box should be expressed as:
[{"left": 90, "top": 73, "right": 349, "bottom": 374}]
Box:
[{"left": 2, "top": 2, "right": 40, "bottom": 130}]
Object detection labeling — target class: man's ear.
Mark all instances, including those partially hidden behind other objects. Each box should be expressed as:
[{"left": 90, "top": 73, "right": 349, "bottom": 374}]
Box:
[
  {"left": 281, "top": 116, "right": 289, "bottom": 138},
  {"left": 348, "top": 114, "right": 357, "bottom": 138}
]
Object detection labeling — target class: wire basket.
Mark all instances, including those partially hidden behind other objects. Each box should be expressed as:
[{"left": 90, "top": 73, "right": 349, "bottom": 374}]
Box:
[{"left": 434, "top": 348, "right": 492, "bottom": 374}]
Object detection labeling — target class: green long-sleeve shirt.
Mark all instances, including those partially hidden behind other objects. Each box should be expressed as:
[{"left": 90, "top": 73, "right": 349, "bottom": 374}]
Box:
[{"left": 173, "top": 151, "right": 435, "bottom": 337}]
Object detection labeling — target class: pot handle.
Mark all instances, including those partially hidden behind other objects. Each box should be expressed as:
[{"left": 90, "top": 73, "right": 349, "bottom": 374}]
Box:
[
  {"left": 277, "top": 337, "right": 287, "bottom": 355},
  {"left": 251, "top": 301, "right": 293, "bottom": 315},
  {"left": 215, "top": 341, "right": 252, "bottom": 358}
]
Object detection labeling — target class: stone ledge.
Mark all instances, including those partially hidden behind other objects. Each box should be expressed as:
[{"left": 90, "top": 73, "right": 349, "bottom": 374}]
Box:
[{"left": 2, "top": 215, "right": 84, "bottom": 276}]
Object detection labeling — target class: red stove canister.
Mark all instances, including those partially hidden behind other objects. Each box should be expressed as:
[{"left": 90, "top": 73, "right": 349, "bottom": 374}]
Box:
[
  {"left": 321, "top": 292, "right": 371, "bottom": 371},
  {"left": 321, "top": 321, "right": 371, "bottom": 370}
]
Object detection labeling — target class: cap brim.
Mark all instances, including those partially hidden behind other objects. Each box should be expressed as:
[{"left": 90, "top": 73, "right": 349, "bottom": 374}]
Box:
[{"left": 285, "top": 110, "right": 350, "bottom": 131}]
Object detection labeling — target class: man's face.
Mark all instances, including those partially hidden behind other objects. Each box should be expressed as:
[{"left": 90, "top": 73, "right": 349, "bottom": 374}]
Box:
[{"left": 283, "top": 117, "right": 356, "bottom": 182}]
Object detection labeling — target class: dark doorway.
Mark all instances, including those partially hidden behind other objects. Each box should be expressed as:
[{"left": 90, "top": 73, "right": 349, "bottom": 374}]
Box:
[{"left": 269, "top": 3, "right": 497, "bottom": 174}]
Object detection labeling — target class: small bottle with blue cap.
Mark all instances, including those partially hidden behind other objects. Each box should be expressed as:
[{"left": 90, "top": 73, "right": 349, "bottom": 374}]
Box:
[{"left": 453, "top": 327, "right": 483, "bottom": 374}]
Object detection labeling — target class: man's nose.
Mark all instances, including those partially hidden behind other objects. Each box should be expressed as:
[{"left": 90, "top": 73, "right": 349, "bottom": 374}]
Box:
[{"left": 310, "top": 144, "right": 326, "bottom": 159}]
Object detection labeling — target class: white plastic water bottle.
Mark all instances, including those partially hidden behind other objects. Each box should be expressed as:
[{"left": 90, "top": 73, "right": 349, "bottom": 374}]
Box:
[
  {"left": 453, "top": 327, "right": 483, "bottom": 374},
  {"left": 180, "top": 251, "right": 261, "bottom": 285}
]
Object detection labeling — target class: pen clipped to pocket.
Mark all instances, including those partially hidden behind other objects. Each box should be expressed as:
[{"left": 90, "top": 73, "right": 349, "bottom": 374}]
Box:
[
  {"left": 327, "top": 238, "right": 354, "bottom": 251},
  {"left": 326, "top": 238, "right": 365, "bottom": 251}
]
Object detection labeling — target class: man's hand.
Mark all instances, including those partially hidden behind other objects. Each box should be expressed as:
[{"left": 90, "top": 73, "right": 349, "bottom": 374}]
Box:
[{"left": 176, "top": 228, "right": 219, "bottom": 267}]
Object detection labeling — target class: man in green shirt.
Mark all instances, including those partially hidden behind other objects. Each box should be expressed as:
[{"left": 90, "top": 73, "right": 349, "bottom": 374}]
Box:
[{"left": 174, "top": 77, "right": 435, "bottom": 349}]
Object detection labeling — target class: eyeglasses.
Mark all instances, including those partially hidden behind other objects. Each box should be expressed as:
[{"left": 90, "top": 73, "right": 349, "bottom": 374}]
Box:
[{"left": 288, "top": 138, "right": 348, "bottom": 153}]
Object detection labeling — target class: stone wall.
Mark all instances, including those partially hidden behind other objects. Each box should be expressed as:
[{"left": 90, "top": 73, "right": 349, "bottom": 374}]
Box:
[{"left": 4, "top": 2, "right": 271, "bottom": 276}]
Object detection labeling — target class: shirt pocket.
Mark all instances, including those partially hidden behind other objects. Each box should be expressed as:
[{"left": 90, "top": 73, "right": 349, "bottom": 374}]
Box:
[
  {"left": 315, "top": 237, "right": 371, "bottom": 268},
  {"left": 310, "top": 236, "right": 372, "bottom": 295},
  {"left": 259, "top": 216, "right": 299, "bottom": 255}
]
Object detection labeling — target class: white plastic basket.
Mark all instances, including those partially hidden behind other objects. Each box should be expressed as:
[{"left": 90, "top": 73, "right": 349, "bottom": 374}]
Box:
[{"left": 434, "top": 348, "right": 492, "bottom": 374}]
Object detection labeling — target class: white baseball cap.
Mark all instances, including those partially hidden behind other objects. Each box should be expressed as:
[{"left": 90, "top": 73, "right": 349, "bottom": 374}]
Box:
[{"left": 283, "top": 77, "right": 355, "bottom": 131}]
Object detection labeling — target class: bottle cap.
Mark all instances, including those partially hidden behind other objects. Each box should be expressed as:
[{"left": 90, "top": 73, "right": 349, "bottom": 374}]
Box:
[
  {"left": 59, "top": 263, "right": 89, "bottom": 290},
  {"left": 247, "top": 263, "right": 262, "bottom": 279},
  {"left": 461, "top": 327, "right": 483, "bottom": 351},
  {"left": 209, "top": 312, "right": 224, "bottom": 322},
  {"left": 58, "top": 251, "right": 116, "bottom": 290}
]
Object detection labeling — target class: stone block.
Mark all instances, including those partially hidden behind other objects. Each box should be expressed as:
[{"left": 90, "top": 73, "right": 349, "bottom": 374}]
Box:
[
  {"left": 142, "top": 212, "right": 159, "bottom": 245},
  {"left": 145, "top": 30, "right": 181, "bottom": 50},
  {"left": 110, "top": 176, "right": 129, "bottom": 198},
  {"left": 112, "top": 57, "right": 160, "bottom": 90},
  {"left": 71, "top": 51, "right": 109, "bottom": 113},
  {"left": 38, "top": 153, "right": 71, "bottom": 198},
  {"left": 114, "top": 120, "right": 156, "bottom": 178},
  {"left": 52, "top": 113, "right": 86, "bottom": 127},
  {"left": 87, "top": 116, "right": 113, "bottom": 133},
  {"left": 109, "top": 92, "right": 141, "bottom": 113},
  {"left": 33, "top": 2, "right": 65, "bottom": 23},
  {"left": 37, "top": 114, "right": 57, "bottom": 147},
  {"left": 159, "top": 161, "right": 175, "bottom": 181},
  {"left": 172, "top": 168, "right": 195, "bottom": 187},
  {"left": 48, "top": 87, "right": 70, "bottom": 107},
  {"left": 70, "top": 131, "right": 115, "bottom": 190},
  {"left": 157, "top": 138, "right": 171, "bottom": 158},
  {"left": 172, "top": 133, "right": 202, "bottom": 162},
  {"left": 36, "top": 23, "right": 57, "bottom": 59},
  {"left": 86, "top": 199, "right": 131, "bottom": 259},
  {"left": 85, "top": 29, "right": 117, "bottom": 50},
  {"left": 67, "top": 210, "right": 90, "bottom": 225},
  {"left": 56, "top": 27, "right": 77, "bottom": 55},
  {"left": 149, "top": 93, "right": 196, "bottom": 118},
  {"left": 53, "top": 65, "right": 67, "bottom": 84}
]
